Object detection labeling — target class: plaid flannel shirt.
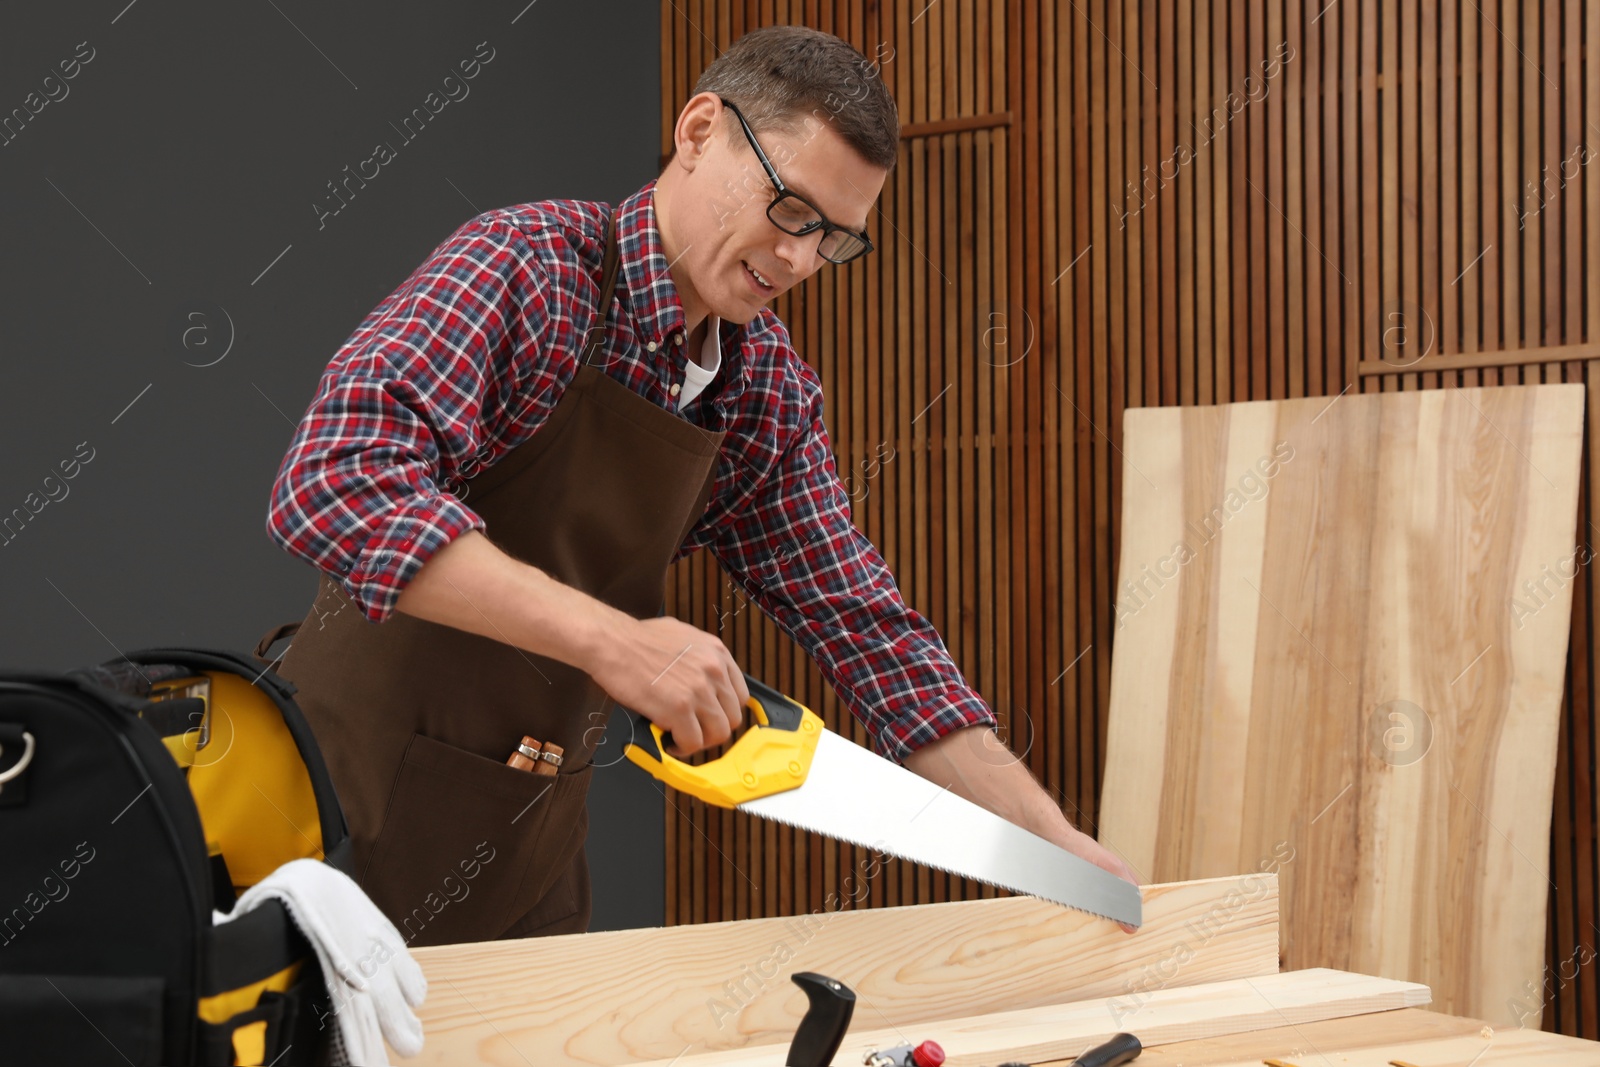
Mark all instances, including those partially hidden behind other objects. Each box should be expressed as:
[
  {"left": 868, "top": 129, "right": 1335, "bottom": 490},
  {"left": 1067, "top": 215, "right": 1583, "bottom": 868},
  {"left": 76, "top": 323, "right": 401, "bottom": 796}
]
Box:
[{"left": 266, "top": 178, "right": 996, "bottom": 762}]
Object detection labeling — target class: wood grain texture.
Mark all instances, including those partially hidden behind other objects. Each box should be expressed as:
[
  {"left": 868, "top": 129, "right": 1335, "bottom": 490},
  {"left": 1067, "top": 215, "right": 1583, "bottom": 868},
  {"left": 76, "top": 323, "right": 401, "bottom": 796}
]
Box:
[
  {"left": 1028, "top": 1008, "right": 1600, "bottom": 1067},
  {"left": 1099, "top": 384, "right": 1585, "bottom": 1028},
  {"left": 408, "top": 877, "right": 1278, "bottom": 1067},
  {"left": 627, "top": 969, "right": 1431, "bottom": 1067},
  {"left": 660, "top": 0, "right": 1600, "bottom": 1041}
]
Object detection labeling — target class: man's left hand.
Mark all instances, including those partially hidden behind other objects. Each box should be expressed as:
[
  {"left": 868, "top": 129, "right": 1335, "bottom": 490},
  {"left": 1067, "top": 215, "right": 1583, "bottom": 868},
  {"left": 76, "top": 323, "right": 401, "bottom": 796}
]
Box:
[{"left": 901, "top": 724, "right": 1142, "bottom": 934}]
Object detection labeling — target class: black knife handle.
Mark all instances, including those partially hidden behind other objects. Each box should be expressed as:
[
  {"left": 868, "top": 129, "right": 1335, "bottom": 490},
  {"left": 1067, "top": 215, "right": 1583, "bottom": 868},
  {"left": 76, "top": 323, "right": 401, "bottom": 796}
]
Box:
[
  {"left": 1075, "top": 1032, "right": 1142, "bottom": 1067},
  {"left": 785, "top": 972, "right": 856, "bottom": 1067}
]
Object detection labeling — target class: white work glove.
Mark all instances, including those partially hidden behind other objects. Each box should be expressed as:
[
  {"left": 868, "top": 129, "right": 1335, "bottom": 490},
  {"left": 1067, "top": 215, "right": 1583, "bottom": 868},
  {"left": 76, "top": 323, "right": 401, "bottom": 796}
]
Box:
[{"left": 215, "top": 858, "right": 427, "bottom": 1065}]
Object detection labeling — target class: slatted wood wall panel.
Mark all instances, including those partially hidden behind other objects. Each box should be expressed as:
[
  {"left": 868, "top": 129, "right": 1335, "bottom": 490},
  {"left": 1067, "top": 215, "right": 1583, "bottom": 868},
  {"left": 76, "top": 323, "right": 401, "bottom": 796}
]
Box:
[{"left": 660, "top": 0, "right": 1600, "bottom": 1038}]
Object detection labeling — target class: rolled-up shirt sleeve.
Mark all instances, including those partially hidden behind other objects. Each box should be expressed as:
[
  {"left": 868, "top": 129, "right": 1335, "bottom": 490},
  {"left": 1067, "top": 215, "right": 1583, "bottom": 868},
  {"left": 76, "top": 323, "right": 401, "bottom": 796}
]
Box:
[
  {"left": 266, "top": 212, "right": 557, "bottom": 623},
  {"left": 708, "top": 365, "right": 997, "bottom": 764}
]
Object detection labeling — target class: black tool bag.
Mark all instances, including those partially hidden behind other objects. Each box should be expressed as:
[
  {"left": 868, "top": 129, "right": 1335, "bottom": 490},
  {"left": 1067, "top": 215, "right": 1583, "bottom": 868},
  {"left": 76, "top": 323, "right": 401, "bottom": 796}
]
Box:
[{"left": 0, "top": 647, "right": 354, "bottom": 1066}]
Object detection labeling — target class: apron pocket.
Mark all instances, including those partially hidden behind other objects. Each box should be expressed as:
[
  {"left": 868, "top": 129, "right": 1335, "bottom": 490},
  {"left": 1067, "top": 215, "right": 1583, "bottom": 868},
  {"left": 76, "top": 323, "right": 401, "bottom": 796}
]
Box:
[{"left": 361, "top": 731, "right": 588, "bottom": 947}]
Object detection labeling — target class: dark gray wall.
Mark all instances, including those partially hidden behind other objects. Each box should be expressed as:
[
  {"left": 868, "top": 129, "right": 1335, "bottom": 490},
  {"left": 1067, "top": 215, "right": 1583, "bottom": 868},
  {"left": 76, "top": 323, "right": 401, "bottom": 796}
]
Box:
[{"left": 0, "top": 1, "right": 667, "bottom": 932}]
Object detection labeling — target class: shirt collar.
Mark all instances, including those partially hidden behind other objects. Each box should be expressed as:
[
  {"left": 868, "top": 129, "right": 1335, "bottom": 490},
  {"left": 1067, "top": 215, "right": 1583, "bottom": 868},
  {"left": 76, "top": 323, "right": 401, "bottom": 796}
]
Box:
[{"left": 613, "top": 179, "right": 753, "bottom": 408}]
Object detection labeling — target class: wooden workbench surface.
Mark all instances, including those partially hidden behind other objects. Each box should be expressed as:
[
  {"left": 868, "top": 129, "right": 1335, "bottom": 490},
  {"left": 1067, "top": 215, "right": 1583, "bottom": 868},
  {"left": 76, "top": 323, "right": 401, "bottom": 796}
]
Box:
[
  {"left": 1031, "top": 1009, "right": 1600, "bottom": 1066},
  {"left": 410, "top": 880, "right": 1600, "bottom": 1066}
]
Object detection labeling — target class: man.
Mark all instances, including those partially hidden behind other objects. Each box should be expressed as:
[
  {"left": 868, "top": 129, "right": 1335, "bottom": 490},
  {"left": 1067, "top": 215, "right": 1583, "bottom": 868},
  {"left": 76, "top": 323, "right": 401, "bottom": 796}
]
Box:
[{"left": 263, "top": 24, "right": 1138, "bottom": 947}]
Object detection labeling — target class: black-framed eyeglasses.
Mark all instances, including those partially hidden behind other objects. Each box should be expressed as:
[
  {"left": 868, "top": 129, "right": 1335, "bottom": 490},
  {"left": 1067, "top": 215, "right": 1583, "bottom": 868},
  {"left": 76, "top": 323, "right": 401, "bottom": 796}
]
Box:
[{"left": 719, "top": 97, "right": 874, "bottom": 265}]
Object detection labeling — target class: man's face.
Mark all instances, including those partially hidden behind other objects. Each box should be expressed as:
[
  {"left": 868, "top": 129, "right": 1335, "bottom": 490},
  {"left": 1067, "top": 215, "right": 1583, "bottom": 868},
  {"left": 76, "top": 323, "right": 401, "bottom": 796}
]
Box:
[{"left": 661, "top": 93, "right": 889, "bottom": 326}]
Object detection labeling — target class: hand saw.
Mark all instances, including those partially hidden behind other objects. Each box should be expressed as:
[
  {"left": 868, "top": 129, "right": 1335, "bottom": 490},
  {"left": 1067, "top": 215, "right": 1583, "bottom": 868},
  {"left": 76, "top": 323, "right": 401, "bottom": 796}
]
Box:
[{"left": 622, "top": 673, "right": 1143, "bottom": 928}]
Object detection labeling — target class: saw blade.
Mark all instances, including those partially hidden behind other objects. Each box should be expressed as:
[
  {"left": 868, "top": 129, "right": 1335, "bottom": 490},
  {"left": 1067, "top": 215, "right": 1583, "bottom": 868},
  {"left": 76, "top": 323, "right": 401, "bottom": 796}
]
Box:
[{"left": 736, "top": 728, "right": 1143, "bottom": 927}]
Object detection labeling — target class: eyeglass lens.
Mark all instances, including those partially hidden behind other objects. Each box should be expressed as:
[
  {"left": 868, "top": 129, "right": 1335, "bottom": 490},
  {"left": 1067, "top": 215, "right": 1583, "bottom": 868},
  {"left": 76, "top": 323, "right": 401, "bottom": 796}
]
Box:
[{"left": 767, "top": 196, "right": 867, "bottom": 262}]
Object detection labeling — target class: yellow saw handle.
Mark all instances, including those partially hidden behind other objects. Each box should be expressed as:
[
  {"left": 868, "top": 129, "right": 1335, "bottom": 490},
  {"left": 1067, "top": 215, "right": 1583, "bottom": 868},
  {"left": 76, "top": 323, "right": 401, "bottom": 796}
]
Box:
[{"left": 622, "top": 674, "right": 823, "bottom": 807}]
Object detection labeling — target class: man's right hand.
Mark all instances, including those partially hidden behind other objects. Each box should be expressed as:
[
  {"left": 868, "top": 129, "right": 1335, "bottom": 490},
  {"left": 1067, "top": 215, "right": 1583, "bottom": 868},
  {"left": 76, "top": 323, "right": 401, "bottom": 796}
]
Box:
[
  {"left": 585, "top": 614, "right": 748, "bottom": 756},
  {"left": 392, "top": 531, "right": 749, "bottom": 756}
]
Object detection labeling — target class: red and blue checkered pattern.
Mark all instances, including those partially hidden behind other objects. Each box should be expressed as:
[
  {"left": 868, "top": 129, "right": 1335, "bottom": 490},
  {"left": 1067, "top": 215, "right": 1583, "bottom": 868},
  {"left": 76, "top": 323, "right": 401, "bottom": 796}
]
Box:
[{"left": 266, "top": 178, "right": 994, "bottom": 762}]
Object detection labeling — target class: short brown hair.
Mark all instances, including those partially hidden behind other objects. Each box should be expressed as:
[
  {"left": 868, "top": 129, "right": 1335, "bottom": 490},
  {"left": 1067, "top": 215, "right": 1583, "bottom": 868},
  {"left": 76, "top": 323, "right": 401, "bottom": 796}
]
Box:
[{"left": 690, "top": 25, "right": 899, "bottom": 171}]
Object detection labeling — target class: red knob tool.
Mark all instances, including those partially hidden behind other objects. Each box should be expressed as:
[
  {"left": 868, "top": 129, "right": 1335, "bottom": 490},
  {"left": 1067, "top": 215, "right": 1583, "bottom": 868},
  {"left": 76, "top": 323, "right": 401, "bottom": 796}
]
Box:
[{"left": 864, "top": 1039, "right": 945, "bottom": 1067}]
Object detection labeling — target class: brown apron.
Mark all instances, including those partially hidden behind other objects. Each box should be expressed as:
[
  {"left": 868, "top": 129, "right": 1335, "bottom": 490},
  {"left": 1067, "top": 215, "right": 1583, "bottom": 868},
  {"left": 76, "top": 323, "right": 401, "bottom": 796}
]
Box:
[{"left": 256, "top": 211, "right": 726, "bottom": 946}]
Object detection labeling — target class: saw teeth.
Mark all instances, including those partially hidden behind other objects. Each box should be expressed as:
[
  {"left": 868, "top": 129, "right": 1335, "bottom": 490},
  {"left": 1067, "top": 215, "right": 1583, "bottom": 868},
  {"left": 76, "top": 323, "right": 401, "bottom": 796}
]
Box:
[{"left": 731, "top": 809, "right": 1126, "bottom": 925}]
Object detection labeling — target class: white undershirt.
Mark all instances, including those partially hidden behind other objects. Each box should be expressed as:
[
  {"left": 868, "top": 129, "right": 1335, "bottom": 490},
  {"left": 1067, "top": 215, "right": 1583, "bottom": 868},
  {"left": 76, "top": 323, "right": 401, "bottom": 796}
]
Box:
[{"left": 676, "top": 315, "right": 721, "bottom": 411}]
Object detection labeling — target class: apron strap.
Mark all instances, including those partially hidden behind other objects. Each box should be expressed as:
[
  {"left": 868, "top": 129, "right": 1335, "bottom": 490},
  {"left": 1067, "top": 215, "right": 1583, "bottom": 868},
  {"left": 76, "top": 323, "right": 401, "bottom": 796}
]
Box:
[
  {"left": 580, "top": 210, "right": 623, "bottom": 366},
  {"left": 253, "top": 620, "right": 302, "bottom": 664}
]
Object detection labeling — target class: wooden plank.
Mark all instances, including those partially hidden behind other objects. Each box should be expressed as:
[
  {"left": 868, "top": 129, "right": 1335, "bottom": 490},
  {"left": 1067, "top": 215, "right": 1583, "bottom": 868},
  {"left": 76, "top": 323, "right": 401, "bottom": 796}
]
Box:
[
  {"left": 899, "top": 111, "right": 1012, "bottom": 137},
  {"left": 1419, "top": 0, "right": 1438, "bottom": 391},
  {"left": 1162, "top": 0, "right": 1180, "bottom": 404},
  {"left": 1146, "top": 0, "right": 1164, "bottom": 409},
  {"left": 1398, "top": 0, "right": 1419, "bottom": 391},
  {"left": 1317, "top": 0, "right": 1340, "bottom": 394},
  {"left": 1037, "top": 0, "right": 1061, "bottom": 797},
  {"left": 1546, "top": 0, "right": 1566, "bottom": 352},
  {"left": 1283, "top": 0, "right": 1304, "bottom": 400},
  {"left": 1248, "top": 0, "right": 1268, "bottom": 400},
  {"left": 1341, "top": 0, "right": 1361, "bottom": 386},
  {"left": 1114, "top": 0, "right": 1138, "bottom": 412},
  {"left": 410, "top": 877, "right": 1280, "bottom": 1066},
  {"left": 1590, "top": 0, "right": 1600, "bottom": 368},
  {"left": 1480, "top": 1, "right": 1501, "bottom": 372},
  {"left": 1491, "top": 0, "right": 1516, "bottom": 358},
  {"left": 1058, "top": 0, "right": 1083, "bottom": 806},
  {"left": 1034, "top": 1008, "right": 1600, "bottom": 1066},
  {"left": 1439, "top": 0, "right": 1458, "bottom": 367},
  {"left": 1099, "top": 384, "right": 1586, "bottom": 1026},
  {"left": 1361, "top": 0, "right": 1380, "bottom": 379},
  {"left": 1266, "top": 0, "right": 1287, "bottom": 400},
  {"left": 1008, "top": 0, "right": 1033, "bottom": 817},
  {"left": 1177, "top": 0, "right": 1195, "bottom": 406},
  {"left": 1193, "top": 0, "right": 1214, "bottom": 405},
  {"left": 629, "top": 970, "right": 1431, "bottom": 1067},
  {"left": 1215, "top": 0, "right": 1234, "bottom": 401},
  {"left": 1359, "top": 342, "right": 1600, "bottom": 375},
  {"left": 1079, "top": 0, "right": 1106, "bottom": 824},
  {"left": 1523, "top": 0, "right": 1548, "bottom": 350},
  {"left": 1381, "top": 0, "right": 1400, "bottom": 386},
  {"left": 1459, "top": 0, "right": 1479, "bottom": 377}
]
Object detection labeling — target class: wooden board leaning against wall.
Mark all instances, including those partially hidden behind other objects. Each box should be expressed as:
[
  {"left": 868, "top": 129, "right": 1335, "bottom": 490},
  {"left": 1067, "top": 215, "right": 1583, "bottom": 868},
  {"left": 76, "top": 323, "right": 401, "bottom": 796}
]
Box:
[{"left": 1099, "top": 385, "right": 1583, "bottom": 1028}]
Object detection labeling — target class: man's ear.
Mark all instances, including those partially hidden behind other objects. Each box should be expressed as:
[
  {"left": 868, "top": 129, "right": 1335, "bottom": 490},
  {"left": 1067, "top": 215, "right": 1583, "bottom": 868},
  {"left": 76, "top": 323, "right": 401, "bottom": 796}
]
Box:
[{"left": 671, "top": 91, "right": 724, "bottom": 172}]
